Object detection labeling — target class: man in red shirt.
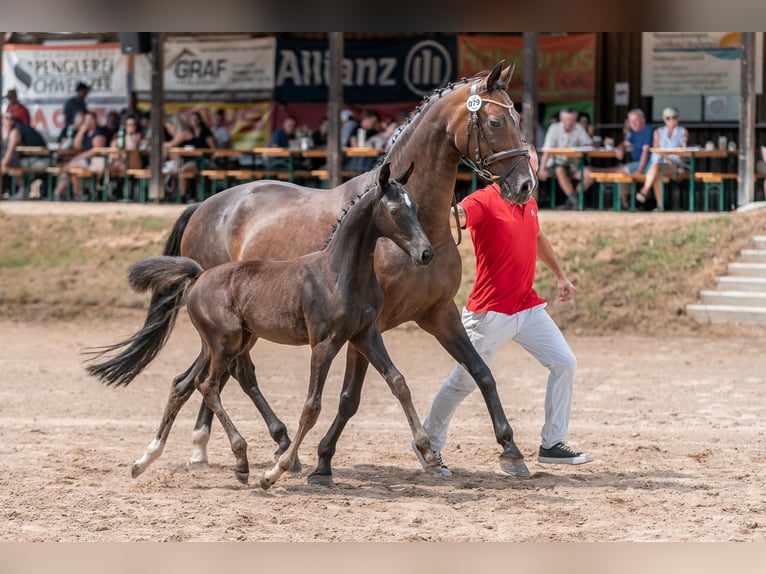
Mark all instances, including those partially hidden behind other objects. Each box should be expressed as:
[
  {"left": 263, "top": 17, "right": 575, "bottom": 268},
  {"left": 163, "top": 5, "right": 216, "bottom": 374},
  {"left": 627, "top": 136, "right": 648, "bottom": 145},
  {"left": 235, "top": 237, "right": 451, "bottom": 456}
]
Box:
[
  {"left": 4, "top": 89, "right": 30, "bottom": 126},
  {"left": 413, "top": 152, "right": 592, "bottom": 476}
]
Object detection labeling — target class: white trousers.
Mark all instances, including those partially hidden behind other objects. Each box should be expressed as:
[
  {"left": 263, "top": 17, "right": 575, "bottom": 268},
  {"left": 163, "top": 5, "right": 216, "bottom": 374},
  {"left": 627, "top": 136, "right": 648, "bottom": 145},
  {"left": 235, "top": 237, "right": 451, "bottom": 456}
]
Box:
[{"left": 423, "top": 303, "right": 576, "bottom": 452}]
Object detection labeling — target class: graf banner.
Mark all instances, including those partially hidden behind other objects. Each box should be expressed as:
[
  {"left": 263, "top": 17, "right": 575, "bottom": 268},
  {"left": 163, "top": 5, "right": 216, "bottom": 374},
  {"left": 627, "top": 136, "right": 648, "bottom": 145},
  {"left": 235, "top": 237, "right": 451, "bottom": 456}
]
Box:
[
  {"left": 133, "top": 37, "right": 276, "bottom": 101},
  {"left": 457, "top": 34, "right": 596, "bottom": 103},
  {"left": 641, "top": 32, "right": 763, "bottom": 95}
]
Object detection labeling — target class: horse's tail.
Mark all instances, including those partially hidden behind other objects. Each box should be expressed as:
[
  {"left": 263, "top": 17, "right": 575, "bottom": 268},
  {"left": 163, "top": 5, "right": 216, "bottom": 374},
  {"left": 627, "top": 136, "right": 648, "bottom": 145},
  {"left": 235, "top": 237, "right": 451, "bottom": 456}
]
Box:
[
  {"left": 127, "top": 256, "right": 204, "bottom": 294},
  {"left": 84, "top": 205, "right": 201, "bottom": 387}
]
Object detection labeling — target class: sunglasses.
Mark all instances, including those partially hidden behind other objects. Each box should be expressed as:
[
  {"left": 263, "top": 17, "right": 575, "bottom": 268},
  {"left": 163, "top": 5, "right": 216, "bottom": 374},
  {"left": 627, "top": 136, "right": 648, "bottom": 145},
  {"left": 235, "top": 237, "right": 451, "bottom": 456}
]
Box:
[{"left": 664, "top": 115, "right": 679, "bottom": 120}]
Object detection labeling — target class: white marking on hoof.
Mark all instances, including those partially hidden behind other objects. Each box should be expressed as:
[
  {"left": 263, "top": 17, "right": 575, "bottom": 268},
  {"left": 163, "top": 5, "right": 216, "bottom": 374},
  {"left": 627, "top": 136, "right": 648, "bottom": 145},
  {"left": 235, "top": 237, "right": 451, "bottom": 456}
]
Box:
[{"left": 187, "top": 427, "right": 210, "bottom": 466}]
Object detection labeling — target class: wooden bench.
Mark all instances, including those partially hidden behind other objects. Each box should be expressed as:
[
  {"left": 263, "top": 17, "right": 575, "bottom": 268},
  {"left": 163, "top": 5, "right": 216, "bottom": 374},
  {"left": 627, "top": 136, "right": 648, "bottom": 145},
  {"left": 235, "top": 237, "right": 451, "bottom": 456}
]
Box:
[
  {"left": 590, "top": 172, "right": 635, "bottom": 211},
  {"left": 694, "top": 172, "right": 738, "bottom": 211}
]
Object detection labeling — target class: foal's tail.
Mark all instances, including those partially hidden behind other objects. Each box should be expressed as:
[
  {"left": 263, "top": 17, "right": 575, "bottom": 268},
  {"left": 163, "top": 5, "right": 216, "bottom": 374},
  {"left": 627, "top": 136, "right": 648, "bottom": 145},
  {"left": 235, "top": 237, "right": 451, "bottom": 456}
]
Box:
[{"left": 84, "top": 205, "right": 201, "bottom": 387}]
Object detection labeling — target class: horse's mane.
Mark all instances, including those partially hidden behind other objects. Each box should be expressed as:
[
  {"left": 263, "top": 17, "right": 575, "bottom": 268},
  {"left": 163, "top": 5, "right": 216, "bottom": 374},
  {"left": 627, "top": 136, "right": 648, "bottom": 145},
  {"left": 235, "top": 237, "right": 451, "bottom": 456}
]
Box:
[
  {"left": 377, "top": 70, "right": 492, "bottom": 169},
  {"left": 320, "top": 179, "right": 378, "bottom": 250}
]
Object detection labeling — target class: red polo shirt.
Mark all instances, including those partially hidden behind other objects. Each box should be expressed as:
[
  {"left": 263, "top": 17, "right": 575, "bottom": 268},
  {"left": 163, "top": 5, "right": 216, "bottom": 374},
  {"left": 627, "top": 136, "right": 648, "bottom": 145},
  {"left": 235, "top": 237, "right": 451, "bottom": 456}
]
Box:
[{"left": 460, "top": 183, "right": 545, "bottom": 315}]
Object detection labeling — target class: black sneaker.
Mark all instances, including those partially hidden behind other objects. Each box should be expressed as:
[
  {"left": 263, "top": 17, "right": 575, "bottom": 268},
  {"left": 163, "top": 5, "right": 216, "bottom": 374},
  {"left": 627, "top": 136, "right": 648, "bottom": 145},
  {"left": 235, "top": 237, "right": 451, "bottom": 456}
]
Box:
[
  {"left": 411, "top": 440, "right": 452, "bottom": 476},
  {"left": 538, "top": 441, "right": 593, "bottom": 465}
]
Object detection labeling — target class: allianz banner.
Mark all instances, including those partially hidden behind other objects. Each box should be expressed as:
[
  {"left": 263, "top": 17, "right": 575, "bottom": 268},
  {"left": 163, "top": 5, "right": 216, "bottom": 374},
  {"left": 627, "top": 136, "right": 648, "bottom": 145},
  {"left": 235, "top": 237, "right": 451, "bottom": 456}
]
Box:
[
  {"left": 457, "top": 34, "right": 596, "bottom": 103},
  {"left": 274, "top": 36, "right": 457, "bottom": 103}
]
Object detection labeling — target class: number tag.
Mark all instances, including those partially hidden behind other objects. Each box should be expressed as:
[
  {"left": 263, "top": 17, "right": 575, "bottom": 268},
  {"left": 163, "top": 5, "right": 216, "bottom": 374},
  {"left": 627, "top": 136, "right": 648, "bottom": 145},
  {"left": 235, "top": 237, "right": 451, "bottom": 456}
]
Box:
[{"left": 466, "top": 95, "right": 482, "bottom": 112}]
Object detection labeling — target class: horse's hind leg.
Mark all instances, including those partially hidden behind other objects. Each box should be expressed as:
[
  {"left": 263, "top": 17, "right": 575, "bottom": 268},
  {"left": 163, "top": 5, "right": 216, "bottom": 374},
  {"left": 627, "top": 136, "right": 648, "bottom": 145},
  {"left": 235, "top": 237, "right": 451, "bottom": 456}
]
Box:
[
  {"left": 187, "top": 375, "right": 229, "bottom": 467},
  {"left": 309, "top": 345, "right": 370, "bottom": 486},
  {"left": 132, "top": 352, "right": 208, "bottom": 478},
  {"left": 197, "top": 356, "right": 250, "bottom": 484},
  {"left": 232, "top": 352, "right": 300, "bottom": 472}
]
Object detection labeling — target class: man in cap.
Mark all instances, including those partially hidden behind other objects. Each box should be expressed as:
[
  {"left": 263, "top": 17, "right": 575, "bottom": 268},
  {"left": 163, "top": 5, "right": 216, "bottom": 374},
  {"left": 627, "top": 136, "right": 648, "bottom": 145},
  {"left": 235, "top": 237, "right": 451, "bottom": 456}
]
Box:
[
  {"left": 4, "top": 89, "right": 30, "bottom": 126},
  {"left": 63, "top": 82, "right": 90, "bottom": 131}
]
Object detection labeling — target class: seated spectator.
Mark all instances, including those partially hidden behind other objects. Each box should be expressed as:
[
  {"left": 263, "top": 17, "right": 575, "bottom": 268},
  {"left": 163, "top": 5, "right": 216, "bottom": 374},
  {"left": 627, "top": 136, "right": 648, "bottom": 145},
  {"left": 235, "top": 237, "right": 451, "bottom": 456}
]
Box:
[
  {"left": 349, "top": 109, "right": 380, "bottom": 147},
  {"left": 119, "top": 91, "right": 147, "bottom": 125},
  {"left": 211, "top": 108, "right": 232, "bottom": 149},
  {"left": 109, "top": 114, "right": 147, "bottom": 169},
  {"left": 757, "top": 132, "right": 766, "bottom": 201},
  {"left": 578, "top": 112, "right": 596, "bottom": 138},
  {"left": 53, "top": 111, "right": 108, "bottom": 200},
  {"left": 615, "top": 108, "right": 654, "bottom": 209},
  {"left": 538, "top": 107, "right": 594, "bottom": 210},
  {"left": 4, "top": 89, "right": 30, "bottom": 126},
  {"left": 312, "top": 116, "right": 329, "bottom": 149},
  {"left": 366, "top": 116, "right": 398, "bottom": 150},
  {"left": 162, "top": 113, "right": 198, "bottom": 203},
  {"left": 269, "top": 114, "right": 298, "bottom": 148},
  {"left": 58, "top": 110, "right": 85, "bottom": 151},
  {"left": 340, "top": 109, "right": 358, "bottom": 147},
  {"left": 188, "top": 111, "right": 216, "bottom": 149},
  {"left": 636, "top": 107, "right": 688, "bottom": 210},
  {"left": 62, "top": 82, "right": 90, "bottom": 134},
  {"left": 103, "top": 110, "right": 121, "bottom": 144}
]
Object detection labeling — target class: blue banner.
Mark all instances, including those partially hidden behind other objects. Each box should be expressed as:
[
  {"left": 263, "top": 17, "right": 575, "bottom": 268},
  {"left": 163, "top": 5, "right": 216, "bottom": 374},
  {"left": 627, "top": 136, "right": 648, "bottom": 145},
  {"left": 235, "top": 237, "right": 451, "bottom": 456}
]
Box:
[{"left": 274, "top": 36, "right": 457, "bottom": 103}]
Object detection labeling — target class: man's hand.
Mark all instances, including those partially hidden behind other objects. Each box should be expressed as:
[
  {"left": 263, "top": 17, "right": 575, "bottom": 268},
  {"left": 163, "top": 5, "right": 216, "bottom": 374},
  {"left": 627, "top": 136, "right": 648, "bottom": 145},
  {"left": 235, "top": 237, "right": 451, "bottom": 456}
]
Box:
[{"left": 558, "top": 278, "right": 576, "bottom": 302}]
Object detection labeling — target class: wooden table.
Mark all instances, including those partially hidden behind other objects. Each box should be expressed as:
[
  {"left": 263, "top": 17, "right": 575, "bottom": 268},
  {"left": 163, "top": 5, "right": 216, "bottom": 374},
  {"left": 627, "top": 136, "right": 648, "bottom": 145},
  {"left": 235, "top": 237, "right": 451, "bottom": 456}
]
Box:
[
  {"left": 541, "top": 147, "right": 620, "bottom": 210},
  {"left": 649, "top": 147, "right": 735, "bottom": 210}
]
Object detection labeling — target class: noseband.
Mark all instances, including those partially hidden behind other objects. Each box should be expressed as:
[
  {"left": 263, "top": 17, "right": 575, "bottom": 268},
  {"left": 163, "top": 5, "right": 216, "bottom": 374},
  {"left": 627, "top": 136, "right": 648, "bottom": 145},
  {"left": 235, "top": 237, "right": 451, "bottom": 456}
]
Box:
[{"left": 460, "top": 81, "right": 530, "bottom": 185}]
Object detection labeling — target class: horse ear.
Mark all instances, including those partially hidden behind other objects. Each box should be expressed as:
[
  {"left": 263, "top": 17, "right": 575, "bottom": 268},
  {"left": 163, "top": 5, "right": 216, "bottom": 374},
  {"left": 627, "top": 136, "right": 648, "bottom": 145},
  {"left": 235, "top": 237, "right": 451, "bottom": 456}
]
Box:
[
  {"left": 500, "top": 60, "right": 516, "bottom": 90},
  {"left": 482, "top": 60, "right": 504, "bottom": 91},
  {"left": 396, "top": 161, "right": 414, "bottom": 186},
  {"left": 378, "top": 161, "right": 391, "bottom": 191}
]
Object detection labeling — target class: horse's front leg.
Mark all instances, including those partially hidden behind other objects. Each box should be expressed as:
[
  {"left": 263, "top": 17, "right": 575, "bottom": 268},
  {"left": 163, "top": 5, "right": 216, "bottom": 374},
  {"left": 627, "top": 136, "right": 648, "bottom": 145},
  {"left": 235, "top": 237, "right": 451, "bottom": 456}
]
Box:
[
  {"left": 417, "top": 303, "right": 530, "bottom": 478},
  {"left": 308, "top": 344, "right": 369, "bottom": 486},
  {"left": 132, "top": 351, "right": 208, "bottom": 478},
  {"left": 196, "top": 355, "right": 249, "bottom": 484},
  {"left": 351, "top": 326, "right": 445, "bottom": 476},
  {"left": 261, "top": 339, "right": 341, "bottom": 490}
]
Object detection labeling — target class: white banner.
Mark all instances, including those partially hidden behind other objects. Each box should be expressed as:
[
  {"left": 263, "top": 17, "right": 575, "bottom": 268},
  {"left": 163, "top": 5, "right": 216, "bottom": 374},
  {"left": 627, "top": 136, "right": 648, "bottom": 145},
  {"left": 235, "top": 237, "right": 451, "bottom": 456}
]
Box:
[
  {"left": 641, "top": 32, "right": 763, "bottom": 96},
  {"left": 133, "top": 37, "right": 275, "bottom": 98},
  {"left": 2, "top": 42, "right": 129, "bottom": 102}
]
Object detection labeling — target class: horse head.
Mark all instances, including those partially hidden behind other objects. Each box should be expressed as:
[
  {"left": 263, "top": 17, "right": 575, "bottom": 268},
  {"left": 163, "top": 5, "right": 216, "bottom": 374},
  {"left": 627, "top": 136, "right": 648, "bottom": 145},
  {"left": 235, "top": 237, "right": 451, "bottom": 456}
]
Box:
[
  {"left": 374, "top": 161, "right": 433, "bottom": 267},
  {"left": 452, "top": 60, "right": 537, "bottom": 205}
]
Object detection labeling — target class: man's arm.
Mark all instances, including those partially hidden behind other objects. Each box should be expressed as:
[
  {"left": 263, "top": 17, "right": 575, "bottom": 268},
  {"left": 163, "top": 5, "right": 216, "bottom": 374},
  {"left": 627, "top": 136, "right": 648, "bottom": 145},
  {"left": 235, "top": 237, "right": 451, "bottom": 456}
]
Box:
[
  {"left": 449, "top": 204, "right": 467, "bottom": 229},
  {"left": 1, "top": 128, "right": 21, "bottom": 169},
  {"left": 537, "top": 227, "right": 575, "bottom": 302}
]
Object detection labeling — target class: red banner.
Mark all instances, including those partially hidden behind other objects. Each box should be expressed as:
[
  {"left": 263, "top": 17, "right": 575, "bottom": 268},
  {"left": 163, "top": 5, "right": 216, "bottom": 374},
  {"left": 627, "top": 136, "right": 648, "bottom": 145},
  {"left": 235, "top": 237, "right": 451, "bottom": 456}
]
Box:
[{"left": 457, "top": 34, "right": 596, "bottom": 103}]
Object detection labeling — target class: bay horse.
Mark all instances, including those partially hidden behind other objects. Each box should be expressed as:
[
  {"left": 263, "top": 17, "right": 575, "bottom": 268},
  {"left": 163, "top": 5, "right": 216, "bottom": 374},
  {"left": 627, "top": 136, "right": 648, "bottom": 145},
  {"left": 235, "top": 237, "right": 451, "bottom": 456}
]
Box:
[
  {"left": 86, "top": 61, "right": 537, "bottom": 483},
  {"left": 127, "top": 162, "right": 438, "bottom": 487}
]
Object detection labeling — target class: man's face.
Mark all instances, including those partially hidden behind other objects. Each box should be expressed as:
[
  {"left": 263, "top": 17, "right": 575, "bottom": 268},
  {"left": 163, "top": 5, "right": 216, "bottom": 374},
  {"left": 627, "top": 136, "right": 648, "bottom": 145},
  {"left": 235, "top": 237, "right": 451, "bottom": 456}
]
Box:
[
  {"left": 628, "top": 113, "right": 644, "bottom": 132},
  {"left": 560, "top": 111, "right": 577, "bottom": 132}
]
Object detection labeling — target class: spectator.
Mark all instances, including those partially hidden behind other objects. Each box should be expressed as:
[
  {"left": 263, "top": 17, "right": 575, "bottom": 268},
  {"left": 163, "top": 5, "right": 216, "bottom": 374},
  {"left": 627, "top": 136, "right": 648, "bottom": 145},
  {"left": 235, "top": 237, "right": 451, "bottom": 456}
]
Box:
[
  {"left": 103, "top": 110, "right": 121, "bottom": 144},
  {"left": 53, "top": 110, "right": 108, "bottom": 200},
  {"left": 2, "top": 113, "right": 22, "bottom": 197},
  {"left": 269, "top": 114, "right": 298, "bottom": 148},
  {"left": 340, "top": 109, "right": 358, "bottom": 147},
  {"left": 366, "top": 116, "right": 398, "bottom": 150},
  {"left": 162, "top": 113, "right": 197, "bottom": 203},
  {"left": 349, "top": 109, "right": 380, "bottom": 147},
  {"left": 757, "top": 132, "right": 766, "bottom": 201},
  {"left": 58, "top": 110, "right": 85, "bottom": 151},
  {"left": 413, "top": 149, "right": 591, "bottom": 476},
  {"left": 188, "top": 111, "right": 216, "bottom": 149},
  {"left": 211, "top": 108, "right": 232, "bottom": 149},
  {"left": 636, "top": 106, "right": 688, "bottom": 210},
  {"left": 578, "top": 112, "right": 596, "bottom": 138},
  {"left": 62, "top": 82, "right": 90, "bottom": 131},
  {"left": 312, "top": 116, "right": 329, "bottom": 149},
  {"left": 2, "top": 112, "right": 47, "bottom": 199},
  {"left": 4, "top": 89, "right": 31, "bottom": 126},
  {"left": 615, "top": 108, "right": 654, "bottom": 209},
  {"left": 109, "top": 114, "right": 146, "bottom": 167},
  {"left": 538, "top": 107, "right": 594, "bottom": 210}
]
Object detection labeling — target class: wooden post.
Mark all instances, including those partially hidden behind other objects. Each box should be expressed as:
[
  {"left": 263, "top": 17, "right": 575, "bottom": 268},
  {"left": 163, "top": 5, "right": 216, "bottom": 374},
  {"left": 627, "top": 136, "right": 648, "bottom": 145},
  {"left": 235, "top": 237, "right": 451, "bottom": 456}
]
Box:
[
  {"left": 738, "top": 32, "right": 756, "bottom": 207},
  {"left": 522, "top": 32, "right": 538, "bottom": 147},
  {"left": 328, "top": 33, "right": 344, "bottom": 189},
  {"left": 149, "top": 32, "right": 165, "bottom": 202}
]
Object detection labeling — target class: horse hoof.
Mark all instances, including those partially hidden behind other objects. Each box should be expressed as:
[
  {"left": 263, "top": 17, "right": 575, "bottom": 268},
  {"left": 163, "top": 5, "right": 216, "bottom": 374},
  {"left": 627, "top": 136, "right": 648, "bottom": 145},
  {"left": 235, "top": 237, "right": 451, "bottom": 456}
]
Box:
[
  {"left": 259, "top": 475, "right": 273, "bottom": 490},
  {"left": 306, "top": 473, "right": 335, "bottom": 487},
  {"left": 186, "top": 458, "right": 209, "bottom": 469},
  {"left": 234, "top": 470, "right": 249, "bottom": 485},
  {"left": 130, "top": 463, "right": 143, "bottom": 479},
  {"left": 499, "top": 457, "right": 531, "bottom": 478}
]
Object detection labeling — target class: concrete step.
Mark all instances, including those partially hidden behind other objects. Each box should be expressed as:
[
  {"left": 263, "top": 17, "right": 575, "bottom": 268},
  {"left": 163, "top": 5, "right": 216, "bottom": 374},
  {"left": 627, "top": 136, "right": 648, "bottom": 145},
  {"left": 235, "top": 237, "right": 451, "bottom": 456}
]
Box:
[
  {"left": 686, "top": 304, "right": 766, "bottom": 324},
  {"left": 715, "top": 276, "right": 766, "bottom": 291},
  {"left": 699, "top": 290, "right": 766, "bottom": 307},
  {"left": 740, "top": 249, "right": 766, "bottom": 262},
  {"left": 727, "top": 262, "right": 766, "bottom": 277},
  {"left": 754, "top": 236, "right": 766, "bottom": 249}
]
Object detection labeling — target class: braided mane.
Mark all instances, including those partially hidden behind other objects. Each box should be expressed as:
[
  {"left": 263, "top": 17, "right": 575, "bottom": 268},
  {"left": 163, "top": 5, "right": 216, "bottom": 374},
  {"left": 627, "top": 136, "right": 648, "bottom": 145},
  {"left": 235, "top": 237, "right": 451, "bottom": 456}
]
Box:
[{"left": 320, "top": 180, "right": 378, "bottom": 250}]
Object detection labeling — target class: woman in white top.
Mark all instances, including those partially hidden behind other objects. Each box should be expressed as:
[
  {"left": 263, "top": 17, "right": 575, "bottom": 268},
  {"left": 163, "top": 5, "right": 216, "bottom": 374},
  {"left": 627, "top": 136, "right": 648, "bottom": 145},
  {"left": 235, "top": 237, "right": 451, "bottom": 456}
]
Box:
[{"left": 637, "top": 107, "right": 689, "bottom": 210}]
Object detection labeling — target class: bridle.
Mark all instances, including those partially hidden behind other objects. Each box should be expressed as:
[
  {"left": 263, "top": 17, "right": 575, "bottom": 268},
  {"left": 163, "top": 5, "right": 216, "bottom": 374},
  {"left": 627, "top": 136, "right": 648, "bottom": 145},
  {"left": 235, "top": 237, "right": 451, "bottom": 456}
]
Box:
[{"left": 459, "top": 81, "right": 531, "bottom": 186}]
